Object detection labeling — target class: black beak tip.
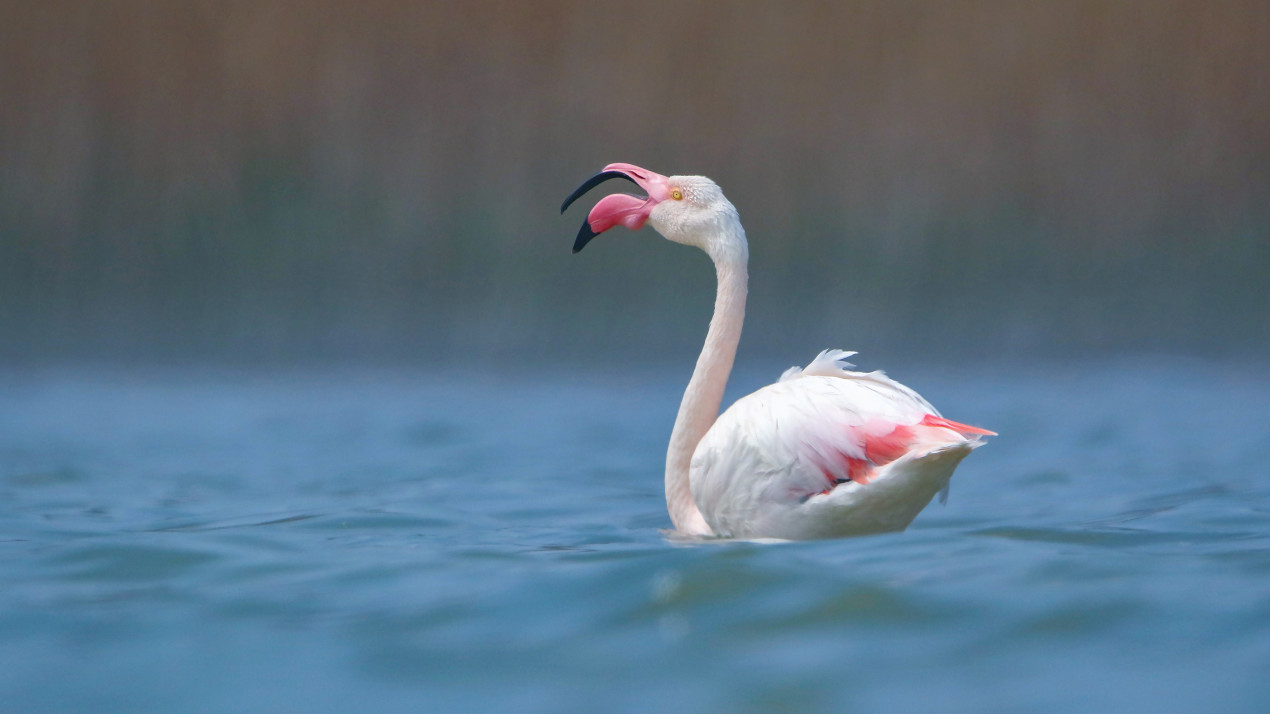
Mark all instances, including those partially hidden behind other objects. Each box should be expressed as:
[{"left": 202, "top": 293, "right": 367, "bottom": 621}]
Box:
[
  {"left": 573, "top": 221, "right": 599, "bottom": 253},
  {"left": 563, "top": 169, "right": 638, "bottom": 252},
  {"left": 560, "top": 170, "right": 637, "bottom": 215}
]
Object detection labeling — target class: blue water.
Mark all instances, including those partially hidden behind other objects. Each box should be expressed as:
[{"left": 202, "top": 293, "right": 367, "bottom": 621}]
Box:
[{"left": 2, "top": 360, "right": 1268, "bottom": 713}]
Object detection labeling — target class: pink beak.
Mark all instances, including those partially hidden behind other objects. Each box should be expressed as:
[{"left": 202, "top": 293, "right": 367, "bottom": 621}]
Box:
[{"left": 561, "top": 163, "right": 672, "bottom": 252}]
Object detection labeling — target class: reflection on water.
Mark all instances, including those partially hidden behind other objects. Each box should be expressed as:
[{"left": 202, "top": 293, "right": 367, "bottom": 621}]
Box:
[{"left": 1, "top": 362, "right": 1268, "bottom": 712}]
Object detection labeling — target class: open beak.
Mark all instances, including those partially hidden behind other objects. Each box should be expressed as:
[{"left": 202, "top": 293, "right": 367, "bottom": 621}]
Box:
[{"left": 560, "top": 163, "right": 672, "bottom": 253}]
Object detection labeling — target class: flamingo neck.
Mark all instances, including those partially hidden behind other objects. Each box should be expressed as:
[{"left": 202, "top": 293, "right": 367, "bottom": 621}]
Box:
[{"left": 665, "top": 227, "right": 749, "bottom": 536}]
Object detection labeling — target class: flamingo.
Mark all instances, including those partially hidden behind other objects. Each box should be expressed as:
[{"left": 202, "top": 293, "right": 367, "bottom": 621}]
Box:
[{"left": 562, "top": 163, "right": 994, "bottom": 540}]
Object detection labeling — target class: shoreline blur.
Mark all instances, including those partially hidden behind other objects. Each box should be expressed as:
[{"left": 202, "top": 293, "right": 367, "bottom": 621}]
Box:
[{"left": 2, "top": 2, "right": 1267, "bottom": 366}]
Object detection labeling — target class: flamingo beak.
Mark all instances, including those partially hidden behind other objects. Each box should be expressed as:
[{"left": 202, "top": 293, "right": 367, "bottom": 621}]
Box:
[{"left": 560, "top": 163, "right": 673, "bottom": 253}]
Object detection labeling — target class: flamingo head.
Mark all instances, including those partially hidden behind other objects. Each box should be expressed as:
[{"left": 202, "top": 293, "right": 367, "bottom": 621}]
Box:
[{"left": 561, "top": 163, "right": 741, "bottom": 254}]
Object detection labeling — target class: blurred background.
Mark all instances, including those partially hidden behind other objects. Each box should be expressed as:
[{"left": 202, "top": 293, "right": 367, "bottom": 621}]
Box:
[
  {"left": 1, "top": 0, "right": 1267, "bottom": 368},
  {"left": 5, "top": 6, "right": 1270, "bottom": 712}
]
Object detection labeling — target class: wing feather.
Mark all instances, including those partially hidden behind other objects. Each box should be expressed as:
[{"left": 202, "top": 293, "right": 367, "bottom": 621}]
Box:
[{"left": 689, "top": 350, "right": 969, "bottom": 538}]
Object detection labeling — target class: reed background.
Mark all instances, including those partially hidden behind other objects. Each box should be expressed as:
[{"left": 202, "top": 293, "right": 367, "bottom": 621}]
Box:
[{"left": 2, "top": 1, "right": 1267, "bottom": 367}]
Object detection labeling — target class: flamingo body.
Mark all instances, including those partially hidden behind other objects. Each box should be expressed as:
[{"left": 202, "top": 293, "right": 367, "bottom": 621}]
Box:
[
  {"left": 690, "top": 350, "right": 985, "bottom": 540},
  {"left": 562, "top": 163, "right": 993, "bottom": 540}
]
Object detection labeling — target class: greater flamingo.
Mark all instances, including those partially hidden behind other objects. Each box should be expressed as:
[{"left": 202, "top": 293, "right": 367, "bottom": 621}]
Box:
[{"left": 562, "top": 163, "right": 994, "bottom": 540}]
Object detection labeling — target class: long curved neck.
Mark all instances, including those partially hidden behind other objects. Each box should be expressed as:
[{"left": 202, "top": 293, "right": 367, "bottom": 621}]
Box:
[{"left": 665, "top": 227, "right": 748, "bottom": 535}]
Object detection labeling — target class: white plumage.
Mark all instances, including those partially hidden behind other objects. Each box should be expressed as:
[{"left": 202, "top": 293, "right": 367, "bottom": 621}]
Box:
[
  {"left": 563, "top": 163, "right": 993, "bottom": 540},
  {"left": 690, "top": 350, "right": 982, "bottom": 540}
]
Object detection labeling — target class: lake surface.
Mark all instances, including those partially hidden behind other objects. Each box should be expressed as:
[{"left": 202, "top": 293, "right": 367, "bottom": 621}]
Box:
[{"left": 2, "top": 359, "right": 1268, "bottom": 713}]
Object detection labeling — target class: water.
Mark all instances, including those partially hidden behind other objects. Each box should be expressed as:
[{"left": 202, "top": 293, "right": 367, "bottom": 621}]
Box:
[{"left": 2, "top": 360, "right": 1268, "bottom": 713}]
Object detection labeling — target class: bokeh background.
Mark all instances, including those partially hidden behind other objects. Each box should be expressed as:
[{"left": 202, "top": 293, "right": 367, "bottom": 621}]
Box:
[
  {"left": 2, "top": 0, "right": 1268, "bottom": 367},
  {"left": 5, "top": 5, "right": 1270, "bottom": 713}
]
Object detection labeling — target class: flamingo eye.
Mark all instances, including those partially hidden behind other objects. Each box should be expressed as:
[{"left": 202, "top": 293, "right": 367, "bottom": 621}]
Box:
[{"left": 671, "top": 188, "right": 683, "bottom": 201}]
